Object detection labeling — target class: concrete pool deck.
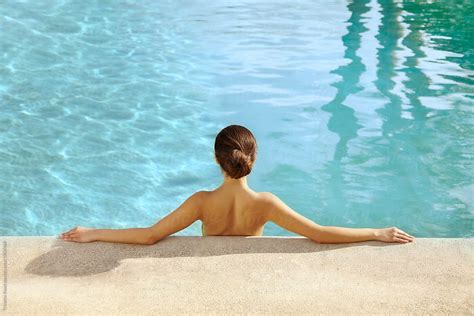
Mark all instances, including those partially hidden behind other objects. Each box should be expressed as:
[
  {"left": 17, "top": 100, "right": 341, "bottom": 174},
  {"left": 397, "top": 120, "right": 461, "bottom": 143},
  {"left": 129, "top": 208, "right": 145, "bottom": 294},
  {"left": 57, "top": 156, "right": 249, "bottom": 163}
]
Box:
[{"left": 2, "top": 237, "right": 473, "bottom": 314}]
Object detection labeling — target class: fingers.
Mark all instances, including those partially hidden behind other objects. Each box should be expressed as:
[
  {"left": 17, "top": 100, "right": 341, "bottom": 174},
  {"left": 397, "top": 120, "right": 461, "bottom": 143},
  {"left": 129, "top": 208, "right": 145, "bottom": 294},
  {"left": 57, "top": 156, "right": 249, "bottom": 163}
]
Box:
[
  {"left": 62, "top": 235, "right": 78, "bottom": 242},
  {"left": 60, "top": 232, "right": 70, "bottom": 239},
  {"left": 393, "top": 236, "right": 410, "bottom": 243},
  {"left": 393, "top": 233, "right": 413, "bottom": 242},
  {"left": 395, "top": 229, "right": 415, "bottom": 241},
  {"left": 401, "top": 233, "right": 414, "bottom": 241},
  {"left": 60, "top": 235, "right": 71, "bottom": 241},
  {"left": 60, "top": 233, "right": 73, "bottom": 241},
  {"left": 391, "top": 227, "right": 415, "bottom": 241},
  {"left": 59, "top": 230, "right": 78, "bottom": 242},
  {"left": 60, "top": 228, "right": 74, "bottom": 237},
  {"left": 59, "top": 227, "right": 80, "bottom": 241}
]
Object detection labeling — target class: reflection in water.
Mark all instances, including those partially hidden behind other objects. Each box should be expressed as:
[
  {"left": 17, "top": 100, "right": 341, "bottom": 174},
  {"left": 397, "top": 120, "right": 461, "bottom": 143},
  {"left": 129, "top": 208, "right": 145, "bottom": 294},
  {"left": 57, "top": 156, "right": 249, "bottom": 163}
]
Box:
[
  {"left": 400, "top": 4, "right": 431, "bottom": 120},
  {"left": 374, "top": 0, "right": 404, "bottom": 136},
  {"left": 321, "top": 0, "right": 368, "bottom": 162},
  {"left": 320, "top": 0, "right": 369, "bottom": 224}
]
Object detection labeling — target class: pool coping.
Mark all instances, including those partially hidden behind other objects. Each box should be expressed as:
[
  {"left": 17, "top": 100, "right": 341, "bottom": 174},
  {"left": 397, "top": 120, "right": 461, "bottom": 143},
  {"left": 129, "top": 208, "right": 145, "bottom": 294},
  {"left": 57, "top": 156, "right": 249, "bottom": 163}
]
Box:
[{"left": 2, "top": 236, "right": 473, "bottom": 314}]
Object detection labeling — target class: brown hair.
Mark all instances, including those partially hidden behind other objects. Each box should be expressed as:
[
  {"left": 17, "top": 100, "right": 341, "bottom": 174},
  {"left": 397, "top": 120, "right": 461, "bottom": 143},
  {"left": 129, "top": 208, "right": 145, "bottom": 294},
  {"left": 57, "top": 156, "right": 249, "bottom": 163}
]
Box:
[{"left": 214, "top": 125, "right": 257, "bottom": 179}]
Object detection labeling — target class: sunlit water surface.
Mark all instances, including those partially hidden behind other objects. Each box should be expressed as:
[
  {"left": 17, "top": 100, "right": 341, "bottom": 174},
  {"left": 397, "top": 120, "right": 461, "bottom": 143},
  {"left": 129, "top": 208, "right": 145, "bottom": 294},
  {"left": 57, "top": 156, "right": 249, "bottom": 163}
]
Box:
[{"left": 1, "top": 0, "right": 473, "bottom": 237}]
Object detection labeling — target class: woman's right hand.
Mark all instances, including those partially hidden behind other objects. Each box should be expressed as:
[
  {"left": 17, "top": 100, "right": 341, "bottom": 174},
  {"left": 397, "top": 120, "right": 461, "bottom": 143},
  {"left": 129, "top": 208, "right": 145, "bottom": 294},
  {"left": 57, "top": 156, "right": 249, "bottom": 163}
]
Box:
[
  {"left": 376, "top": 227, "right": 415, "bottom": 243},
  {"left": 60, "top": 226, "right": 97, "bottom": 243}
]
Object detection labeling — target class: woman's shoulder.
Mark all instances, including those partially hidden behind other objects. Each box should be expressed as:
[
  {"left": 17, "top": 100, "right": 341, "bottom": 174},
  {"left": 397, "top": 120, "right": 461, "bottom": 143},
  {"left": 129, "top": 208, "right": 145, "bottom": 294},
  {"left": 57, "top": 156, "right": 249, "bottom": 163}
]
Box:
[
  {"left": 254, "top": 191, "right": 281, "bottom": 209},
  {"left": 256, "top": 191, "right": 278, "bottom": 201},
  {"left": 192, "top": 190, "right": 211, "bottom": 200}
]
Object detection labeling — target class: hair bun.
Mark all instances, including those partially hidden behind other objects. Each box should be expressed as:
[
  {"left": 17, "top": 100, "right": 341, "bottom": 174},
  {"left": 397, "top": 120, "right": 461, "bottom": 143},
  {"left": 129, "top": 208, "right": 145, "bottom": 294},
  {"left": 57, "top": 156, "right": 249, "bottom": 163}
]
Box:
[{"left": 231, "top": 149, "right": 251, "bottom": 167}]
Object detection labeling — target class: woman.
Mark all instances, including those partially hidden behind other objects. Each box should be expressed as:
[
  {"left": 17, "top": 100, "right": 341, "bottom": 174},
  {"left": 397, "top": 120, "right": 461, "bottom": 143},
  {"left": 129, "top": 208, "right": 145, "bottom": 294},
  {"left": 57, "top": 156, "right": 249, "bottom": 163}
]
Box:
[{"left": 60, "top": 125, "right": 414, "bottom": 244}]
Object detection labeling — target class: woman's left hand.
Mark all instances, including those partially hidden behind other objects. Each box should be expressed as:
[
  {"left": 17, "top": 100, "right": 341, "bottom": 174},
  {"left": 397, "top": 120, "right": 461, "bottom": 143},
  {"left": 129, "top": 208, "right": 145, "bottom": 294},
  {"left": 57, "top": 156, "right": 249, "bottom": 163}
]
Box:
[{"left": 59, "top": 226, "right": 96, "bottom": 243}]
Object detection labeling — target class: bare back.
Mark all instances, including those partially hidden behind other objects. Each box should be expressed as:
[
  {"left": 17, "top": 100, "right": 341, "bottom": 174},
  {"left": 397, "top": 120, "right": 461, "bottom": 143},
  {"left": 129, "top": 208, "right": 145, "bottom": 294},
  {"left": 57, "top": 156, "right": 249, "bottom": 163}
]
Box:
[
  {"left": 200, "top": 186, "right": 269, "bottom": 236},
  {"left": 145, "top": 176, "right": 396, "bottom": 244}
]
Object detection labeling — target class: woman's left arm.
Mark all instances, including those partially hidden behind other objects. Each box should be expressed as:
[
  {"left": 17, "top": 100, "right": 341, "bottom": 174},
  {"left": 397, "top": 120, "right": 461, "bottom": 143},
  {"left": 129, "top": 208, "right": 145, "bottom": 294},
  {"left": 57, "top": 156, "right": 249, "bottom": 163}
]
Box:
[{"left": 59, "top": 191, "right": 206, "bottom": 244}]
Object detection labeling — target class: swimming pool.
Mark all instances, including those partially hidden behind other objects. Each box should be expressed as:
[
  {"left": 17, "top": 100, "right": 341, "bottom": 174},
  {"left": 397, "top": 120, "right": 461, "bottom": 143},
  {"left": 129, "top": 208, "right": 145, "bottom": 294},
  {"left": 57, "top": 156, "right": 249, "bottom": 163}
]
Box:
[{"left": 1, "top": 0, "right": 473, "bottom": 237}]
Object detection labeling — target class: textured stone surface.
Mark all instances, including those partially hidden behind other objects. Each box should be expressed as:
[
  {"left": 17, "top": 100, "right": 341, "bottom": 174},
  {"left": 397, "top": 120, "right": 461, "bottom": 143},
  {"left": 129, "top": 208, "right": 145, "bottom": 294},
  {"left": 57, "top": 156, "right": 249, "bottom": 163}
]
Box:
[{"left": 2, "top": 236, "right": 473, "bottom": 314}]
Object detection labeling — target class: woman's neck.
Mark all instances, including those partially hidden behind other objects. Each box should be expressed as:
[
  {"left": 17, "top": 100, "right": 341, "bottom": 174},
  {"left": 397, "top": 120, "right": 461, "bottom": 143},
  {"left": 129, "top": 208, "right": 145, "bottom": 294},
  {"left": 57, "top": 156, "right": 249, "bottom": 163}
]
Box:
[{"left": 221, "top": 175, "right": 249, "bottom": 189}]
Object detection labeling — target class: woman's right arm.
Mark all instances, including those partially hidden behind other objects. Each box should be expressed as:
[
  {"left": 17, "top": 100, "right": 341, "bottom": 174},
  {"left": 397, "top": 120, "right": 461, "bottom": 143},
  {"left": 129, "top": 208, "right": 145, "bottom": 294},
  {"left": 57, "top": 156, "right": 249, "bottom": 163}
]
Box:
[{"left": 261, "top": 192, "right": 414, "bottom": 244}]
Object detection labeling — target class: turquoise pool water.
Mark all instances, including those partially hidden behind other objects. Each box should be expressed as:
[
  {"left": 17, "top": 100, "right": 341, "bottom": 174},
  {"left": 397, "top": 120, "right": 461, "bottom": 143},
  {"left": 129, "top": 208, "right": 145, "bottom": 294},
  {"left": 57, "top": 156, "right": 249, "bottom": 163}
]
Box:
[{"left": 1, "top": 1, "right": 473, "bottom": 237}]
